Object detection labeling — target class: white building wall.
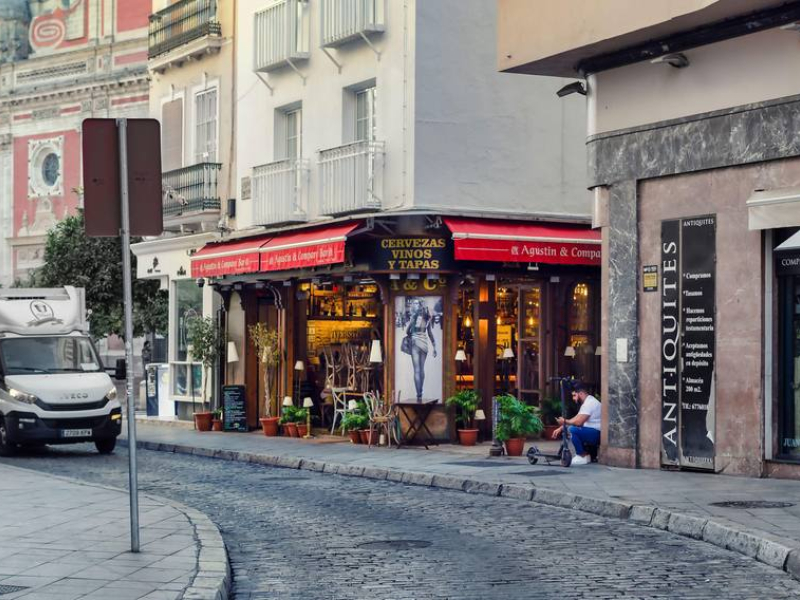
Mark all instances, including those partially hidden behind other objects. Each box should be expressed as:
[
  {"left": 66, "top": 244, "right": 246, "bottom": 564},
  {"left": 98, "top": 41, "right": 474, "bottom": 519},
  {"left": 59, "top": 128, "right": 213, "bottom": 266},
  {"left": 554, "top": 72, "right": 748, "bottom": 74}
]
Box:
[
  {"left": 591, "top": 27, "right": 800, "bottom": 135},
  {"left": 413, "top": 0, "right": 589, "bottom": 217},
  {"left": 0, "top": 142, "right": 12, "bottom": 285},
  {"left": 235, "top": 0, "right": 412, "bottom": 230}
]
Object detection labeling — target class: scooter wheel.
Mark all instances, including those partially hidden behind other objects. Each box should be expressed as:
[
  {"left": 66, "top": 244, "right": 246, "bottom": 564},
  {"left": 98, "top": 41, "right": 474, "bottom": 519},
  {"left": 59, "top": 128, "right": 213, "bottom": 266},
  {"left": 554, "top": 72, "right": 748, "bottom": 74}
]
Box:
[
  {"left": 561, "top": 449, "right": 572, "bottom": 468},
  {"left": 528, "top": 456, "right": 539, "bottom": 465}
]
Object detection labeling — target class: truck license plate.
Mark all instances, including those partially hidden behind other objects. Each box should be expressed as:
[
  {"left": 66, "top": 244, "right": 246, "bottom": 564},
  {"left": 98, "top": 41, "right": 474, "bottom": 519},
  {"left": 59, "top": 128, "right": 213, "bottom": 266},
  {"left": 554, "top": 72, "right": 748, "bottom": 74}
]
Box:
[{"left": 62, "top": 429, "right": 92, "bottom": 438}]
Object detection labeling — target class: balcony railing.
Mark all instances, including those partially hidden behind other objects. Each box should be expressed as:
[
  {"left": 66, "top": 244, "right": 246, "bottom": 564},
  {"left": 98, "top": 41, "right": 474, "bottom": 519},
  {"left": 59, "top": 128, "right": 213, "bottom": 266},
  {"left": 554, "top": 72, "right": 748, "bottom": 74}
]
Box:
[
  {"left": 149, "top": 0, "right": 221, "bottom": 60},
  {"left": 253, "top": 0, "right": 310, "bottom": 72},
  {"left": 321, "top": 0, "right": 385, "bottom": 48},
  {"left": 318, "top": 140, "right": 384, "bottom": 216},
  {"left": 252, "top": 159, "right": 309, "bottom": 225},
  {"left": 162, "top": 163, "right": 222, "bottom": 219}
]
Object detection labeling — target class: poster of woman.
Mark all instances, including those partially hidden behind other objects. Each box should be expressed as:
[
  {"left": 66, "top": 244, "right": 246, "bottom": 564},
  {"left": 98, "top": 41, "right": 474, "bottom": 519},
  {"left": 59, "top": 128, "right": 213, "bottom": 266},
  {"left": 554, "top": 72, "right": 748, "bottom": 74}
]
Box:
[{"left": 394, "top": 296, "right": 444, "bottom": 403}]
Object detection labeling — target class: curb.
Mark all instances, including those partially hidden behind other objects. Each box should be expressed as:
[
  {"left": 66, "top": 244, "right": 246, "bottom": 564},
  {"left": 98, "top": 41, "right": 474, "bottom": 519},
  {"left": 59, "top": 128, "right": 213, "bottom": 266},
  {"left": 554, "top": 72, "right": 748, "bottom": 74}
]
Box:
[
  {"left": 125, "top": 438, "right": 800, "bottom": 582},
  {"left": 2, "top": 461, "right": 231, "bottom": 600}
]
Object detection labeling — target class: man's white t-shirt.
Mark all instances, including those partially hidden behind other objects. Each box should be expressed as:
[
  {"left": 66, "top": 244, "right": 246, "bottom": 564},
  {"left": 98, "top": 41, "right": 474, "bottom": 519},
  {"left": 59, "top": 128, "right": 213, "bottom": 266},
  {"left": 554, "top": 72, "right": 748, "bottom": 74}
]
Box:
[{"left": 578, "top": 395, "right": 602, "bottom": 430}]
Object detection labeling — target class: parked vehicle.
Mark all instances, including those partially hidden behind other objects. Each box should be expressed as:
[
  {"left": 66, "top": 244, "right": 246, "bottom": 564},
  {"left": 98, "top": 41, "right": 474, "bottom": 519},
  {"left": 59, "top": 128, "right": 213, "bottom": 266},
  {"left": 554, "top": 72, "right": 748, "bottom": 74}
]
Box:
[{"left": 0, "top": 287, "right": 124, "bottom": 455}]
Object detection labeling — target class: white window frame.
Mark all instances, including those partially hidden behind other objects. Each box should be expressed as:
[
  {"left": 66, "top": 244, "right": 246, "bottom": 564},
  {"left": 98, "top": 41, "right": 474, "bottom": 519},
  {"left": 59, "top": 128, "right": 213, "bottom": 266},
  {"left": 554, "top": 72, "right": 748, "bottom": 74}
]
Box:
[
  {"left": 354, "top": 86, "right": 376, "bottom": 142},
  {"left": 273, "top": 101, "right": 303, "bottom": 161},
  {"left": 191, "top": 80, "right": 220, "bottom": 165},
  {"left": 160, "top": 90, "right": 185, "bottom": 170}
]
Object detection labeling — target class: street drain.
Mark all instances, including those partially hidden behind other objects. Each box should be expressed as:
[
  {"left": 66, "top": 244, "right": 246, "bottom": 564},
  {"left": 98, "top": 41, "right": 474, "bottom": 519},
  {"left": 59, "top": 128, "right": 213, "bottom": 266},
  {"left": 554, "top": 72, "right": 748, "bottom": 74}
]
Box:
[
  {"left": 0, "top": 586, "right": 28, "bottom": 596},
  {"left": 710, "top": 501, "right": 795, "bottom": 509},
  {"left": 357, "top": 540, "right": 432, "bottom": 550}
]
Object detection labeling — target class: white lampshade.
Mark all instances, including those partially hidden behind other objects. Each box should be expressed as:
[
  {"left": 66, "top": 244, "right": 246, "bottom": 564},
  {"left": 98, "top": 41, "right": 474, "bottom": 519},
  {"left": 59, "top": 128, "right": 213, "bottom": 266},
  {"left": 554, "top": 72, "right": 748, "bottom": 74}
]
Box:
[
  {"left": 455, "top": 349, "right": 467, "bottom": 362},
  {"left": 564, "top": 346, "right": 576, "bottom": 358},
  {"left": 595, "top": 346, "right": 603, "bottom": 356},
  {"left": 227, "top": 341, "right": 239, "bottom": 363},
  {"left": 282, "top": 396, "right": 293, "bottom": 407},
  {"left": 369, "top": 340, "right": 383, "bottom": 364},
  {"left": 502, "top": 347, "right": 515, "bottom": 360},
  {"left": 474, "top": 409, "right": 486, "bottom": 421},
  {"left": 294, "top": 360, "right": 304, "bottom": 371},
  {"left": 302, "top": 397, "right": 314, "bottom": 408},
  {"left": 347, "top": 399, "right": 358, "bottom": 411}
]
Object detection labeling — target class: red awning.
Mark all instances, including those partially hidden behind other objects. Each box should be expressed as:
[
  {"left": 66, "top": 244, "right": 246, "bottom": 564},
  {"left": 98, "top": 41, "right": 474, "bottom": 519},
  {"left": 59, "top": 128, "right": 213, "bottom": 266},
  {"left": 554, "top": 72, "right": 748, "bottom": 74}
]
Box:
[
  {"left": 259, "top": 222, "right": 360, "bottom": 272},
  {"left": 191, "top": 222, "right": 361, "bottom": 278},
  {"left": 191, "top": 235, "right": 272, "bottom": 278},
  {"left": 444, "top": 218, "right": 601, "bottom": 266}
]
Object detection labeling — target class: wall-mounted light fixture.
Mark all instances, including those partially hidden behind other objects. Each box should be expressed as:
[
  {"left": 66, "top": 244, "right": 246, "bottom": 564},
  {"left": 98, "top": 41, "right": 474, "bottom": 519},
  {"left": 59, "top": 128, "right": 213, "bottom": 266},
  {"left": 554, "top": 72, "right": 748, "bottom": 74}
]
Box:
[
  {"left": 556, "top": 81, "right": 587, "bottom": 97},
  {"left": 650, "top": 53, "right": 690, "bottom": 68}
]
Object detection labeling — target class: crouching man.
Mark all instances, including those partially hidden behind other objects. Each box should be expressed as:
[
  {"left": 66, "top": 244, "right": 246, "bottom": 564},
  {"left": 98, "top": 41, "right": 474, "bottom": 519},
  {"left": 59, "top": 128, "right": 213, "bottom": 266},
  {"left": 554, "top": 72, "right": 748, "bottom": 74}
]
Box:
[{"left": 551, "top": 383, "right": 601, "bottom": 466}]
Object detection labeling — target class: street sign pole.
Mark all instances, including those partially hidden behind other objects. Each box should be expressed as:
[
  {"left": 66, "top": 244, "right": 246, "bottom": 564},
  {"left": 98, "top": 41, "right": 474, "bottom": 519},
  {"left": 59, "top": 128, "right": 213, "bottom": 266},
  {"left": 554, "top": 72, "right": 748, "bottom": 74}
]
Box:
[{"left": 117, "top": 118, "right": 140, "bottom": 553}]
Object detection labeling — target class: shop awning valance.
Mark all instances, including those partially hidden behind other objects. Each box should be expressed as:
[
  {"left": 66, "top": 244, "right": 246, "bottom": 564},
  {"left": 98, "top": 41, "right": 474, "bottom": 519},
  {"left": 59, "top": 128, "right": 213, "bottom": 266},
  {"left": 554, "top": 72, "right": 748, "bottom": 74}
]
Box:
[
  {"left": 747, "top": 187, "right": 800, "bottom": 230},
  {"left": 443, "top": 218, "right": 601, "bottom": 266},
  {"left": 191, "top": 222, "right": 361, "bottom": 278}
]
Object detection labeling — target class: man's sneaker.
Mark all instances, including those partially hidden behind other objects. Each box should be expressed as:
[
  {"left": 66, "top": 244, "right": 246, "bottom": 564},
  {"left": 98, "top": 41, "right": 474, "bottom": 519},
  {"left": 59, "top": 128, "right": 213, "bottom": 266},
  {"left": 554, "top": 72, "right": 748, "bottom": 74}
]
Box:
[{"left": 571, "top": 455, "right": 590, "bottom": 466}]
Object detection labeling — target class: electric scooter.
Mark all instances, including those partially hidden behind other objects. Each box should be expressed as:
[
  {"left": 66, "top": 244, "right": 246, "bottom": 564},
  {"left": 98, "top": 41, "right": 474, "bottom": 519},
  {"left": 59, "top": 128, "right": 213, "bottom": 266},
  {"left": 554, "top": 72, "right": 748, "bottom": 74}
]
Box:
[{"left": 526, "top": 377, "right": 573, "bottom": 467}]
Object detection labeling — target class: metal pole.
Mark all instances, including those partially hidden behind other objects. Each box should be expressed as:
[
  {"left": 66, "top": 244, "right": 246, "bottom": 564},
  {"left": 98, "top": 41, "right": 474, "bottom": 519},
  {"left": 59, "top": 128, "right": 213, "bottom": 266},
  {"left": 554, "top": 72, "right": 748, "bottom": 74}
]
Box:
[{"left": 118, "top": 118, "right": 140, "bottom": 553}]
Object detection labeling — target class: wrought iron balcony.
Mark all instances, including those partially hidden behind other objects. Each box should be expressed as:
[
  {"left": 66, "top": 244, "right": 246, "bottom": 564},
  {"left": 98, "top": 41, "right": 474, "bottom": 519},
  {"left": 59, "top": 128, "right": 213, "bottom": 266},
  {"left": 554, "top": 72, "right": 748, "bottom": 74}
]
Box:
[
  {"left": 148, "top": 0, "right": 221, "bottom": 60},
  {"left": 321, "top": 0, "right": 385, "bottom": 48},
  {"left": 318, "top": 140, "right": 384, "bottom": 216},
  {"left": 253, "top": 0, "right": 310, "bottom": 72},
  {"left": 252, "top": 159, "right": 309, "bottom": 226},
  {"left": 162, "top": 163, "right": 222, "bottom": 228}
]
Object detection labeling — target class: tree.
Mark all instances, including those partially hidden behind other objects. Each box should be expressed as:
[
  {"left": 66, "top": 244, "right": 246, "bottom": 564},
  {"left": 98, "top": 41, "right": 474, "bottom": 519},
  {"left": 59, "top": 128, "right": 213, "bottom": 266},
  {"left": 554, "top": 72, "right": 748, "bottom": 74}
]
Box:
[
  {"left": 187, "top": 317, "right": 222, "bottom": 409},
  {"left": 33, "top": 211, "right": 168, "bottom": 339}
]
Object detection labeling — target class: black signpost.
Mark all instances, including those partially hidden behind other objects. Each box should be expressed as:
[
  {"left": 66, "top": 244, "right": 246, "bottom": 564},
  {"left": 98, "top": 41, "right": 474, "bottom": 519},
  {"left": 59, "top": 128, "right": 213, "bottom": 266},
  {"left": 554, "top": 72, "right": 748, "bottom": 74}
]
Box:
[
  {"left": 659, "top": 215, "right": 716, "bottom": 471},
  {"left": 222, "top": 385, "right": 247, "bottom": 432}
]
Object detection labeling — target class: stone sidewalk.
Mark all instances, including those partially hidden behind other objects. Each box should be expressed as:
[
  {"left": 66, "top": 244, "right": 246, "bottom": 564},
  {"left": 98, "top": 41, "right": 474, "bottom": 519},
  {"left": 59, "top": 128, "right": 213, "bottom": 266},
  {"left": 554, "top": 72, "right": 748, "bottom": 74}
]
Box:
[
  {"left": 127, "top": 420, "right": 800, "bottom": 581},
  {"left": 0, "top": 464, "right": 229, "bottom": 600}
]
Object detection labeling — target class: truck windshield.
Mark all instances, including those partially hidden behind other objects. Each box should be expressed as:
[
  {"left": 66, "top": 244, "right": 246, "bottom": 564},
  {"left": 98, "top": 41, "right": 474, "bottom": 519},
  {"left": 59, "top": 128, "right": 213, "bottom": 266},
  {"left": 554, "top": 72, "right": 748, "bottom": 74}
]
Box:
[{"left": 0, "top": 337, "right": 102, "bottom": 375}]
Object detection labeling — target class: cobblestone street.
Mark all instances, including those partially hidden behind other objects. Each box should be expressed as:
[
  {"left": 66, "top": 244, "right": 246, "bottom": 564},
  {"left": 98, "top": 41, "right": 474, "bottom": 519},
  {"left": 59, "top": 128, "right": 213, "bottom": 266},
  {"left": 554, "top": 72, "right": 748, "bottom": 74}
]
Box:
[{"left": 4, "top": 446, "right": 800, "bottom": 600}]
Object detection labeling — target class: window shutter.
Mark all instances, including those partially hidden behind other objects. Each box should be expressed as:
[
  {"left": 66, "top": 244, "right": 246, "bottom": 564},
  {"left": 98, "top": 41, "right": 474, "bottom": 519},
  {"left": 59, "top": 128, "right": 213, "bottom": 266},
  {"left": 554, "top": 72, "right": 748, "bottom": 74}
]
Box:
[{"left": 161, "top": 98, "right": 183, "bottom": 172}]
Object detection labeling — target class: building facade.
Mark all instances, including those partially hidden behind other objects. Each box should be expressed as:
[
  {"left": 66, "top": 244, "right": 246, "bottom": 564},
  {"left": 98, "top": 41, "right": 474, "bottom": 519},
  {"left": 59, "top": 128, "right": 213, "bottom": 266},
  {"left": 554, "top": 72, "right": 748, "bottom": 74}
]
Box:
[
  {"left": 184, "top": 0, "right": 599, "bottom": 435},
  {"left": 131, "top": 0, "right": 236, "bottom": 420},
  {"left": 0, "top": 0, "right": 151, "bottom": 286},
  {"left": 498, "top": 0, "right": 800, "bottom": 476}
]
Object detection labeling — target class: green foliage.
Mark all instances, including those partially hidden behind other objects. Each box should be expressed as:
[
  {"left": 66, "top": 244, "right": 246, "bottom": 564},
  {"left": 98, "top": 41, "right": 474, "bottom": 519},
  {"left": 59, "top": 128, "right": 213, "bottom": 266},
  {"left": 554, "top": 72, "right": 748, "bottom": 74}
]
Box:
[
  {"left": 495, "top": 394, "right": 543, "bottom": 442},
  {"left": 212, "top": 408, "right": 223, "bottom": 419},
  {"left": 33, "top": 211, "right": 167, "bottom": 339},
  {"left": 541, "top": 395, "right": 563, "bottom": 425},
  {"left": 187, "top": 317, "right": 222, "bottom": 370},
  {"left": 446, "top": 389, "right": 480, "bottom": 429},
  {"left": 279, "top": 405, "right": 307, "bottom": 425},
  {"left": 341, "top": 411, "right": 369, "bottom": 431}
]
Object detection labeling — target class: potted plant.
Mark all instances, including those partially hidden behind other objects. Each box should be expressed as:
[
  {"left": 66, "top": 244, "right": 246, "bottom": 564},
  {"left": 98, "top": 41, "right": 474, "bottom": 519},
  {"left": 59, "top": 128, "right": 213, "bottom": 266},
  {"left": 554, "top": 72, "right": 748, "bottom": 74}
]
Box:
[
  {"left": 540, "top": 395, "right": 562, "bottom": 440},
  {"left": 187, "top": 317, "right": 222, "bottom": 432},
  {"left": 341, "top": 411, "right": 368, "bottom": 444},
  {"left": 495, "top": 393, "right": 544, "bottom": 456},
  {"left": 211, "top": 408, "right": 223, "bottom": 432},
  {"left": 295, "top": 407, "right": 310, "bottom": 437},
  {"left": 249, "top": 323, "right": 281, "bottom": 436},
  {"left": 280, "top": 406, "right": 299, "bottom": 437},
  {"left": 446, "top": 389, "right": 481, "bottom": 446}
]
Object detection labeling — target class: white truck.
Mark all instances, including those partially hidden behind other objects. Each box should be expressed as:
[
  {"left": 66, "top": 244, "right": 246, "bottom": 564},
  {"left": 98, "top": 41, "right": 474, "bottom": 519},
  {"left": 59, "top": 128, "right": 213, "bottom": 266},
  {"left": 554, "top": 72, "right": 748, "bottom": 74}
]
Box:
[{"left": 0, "top": 287, "right": 123, "bottom": 455}]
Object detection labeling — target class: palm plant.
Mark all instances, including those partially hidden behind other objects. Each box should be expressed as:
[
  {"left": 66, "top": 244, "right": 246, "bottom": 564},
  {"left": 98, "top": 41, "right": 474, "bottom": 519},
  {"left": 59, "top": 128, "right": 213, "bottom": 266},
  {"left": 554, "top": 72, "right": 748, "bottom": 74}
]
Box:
[
  {"left": 494, "top": 394, "right": 544, "bottom": 441},
  {"left": 446, "top": 389, "right": 480, "bottom": 429}
]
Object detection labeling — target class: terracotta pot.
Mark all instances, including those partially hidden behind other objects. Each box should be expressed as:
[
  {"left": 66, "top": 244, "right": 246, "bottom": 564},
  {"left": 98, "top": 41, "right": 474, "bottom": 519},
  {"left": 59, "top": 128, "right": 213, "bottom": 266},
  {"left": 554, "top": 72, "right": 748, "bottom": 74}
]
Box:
[
  {"left": 457, "top": 429, "right": 479, "bottom": 446},
  {"left": 211, "top": 419, "right": 223, "bottom": 432},
  {"left": 505, "top": 437, "right": 526, "bottom": 456},
  {"left": 348, "top": 430, "right": 361, "bottom": 444},
  {"left": 260, "top": 417, "right": 279, "bottom": 437},
  {"left": 358, "top": 429, "right": 376, "bottom": 445},
  {"left": 194, "top": 412, "right": 213, "bottom": 432},
  {"left": 286, "top": 422, "right": 299, "bottom": 438},
  {"left": 296, "top": 423, "right": 309, "bottom": 437},
  {"left": 543, "top": 425, "right": 559, "bottom": 440}
]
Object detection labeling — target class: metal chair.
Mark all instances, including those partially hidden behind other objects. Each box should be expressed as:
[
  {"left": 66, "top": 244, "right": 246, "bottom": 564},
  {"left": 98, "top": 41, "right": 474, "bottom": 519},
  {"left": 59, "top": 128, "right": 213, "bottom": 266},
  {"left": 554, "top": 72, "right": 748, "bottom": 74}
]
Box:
[
  {"left": 364, "top": 391, "right": 398, "bottom": 448},
  {"left": 329, "top": 387, "right": 350, "bottom": 435}
]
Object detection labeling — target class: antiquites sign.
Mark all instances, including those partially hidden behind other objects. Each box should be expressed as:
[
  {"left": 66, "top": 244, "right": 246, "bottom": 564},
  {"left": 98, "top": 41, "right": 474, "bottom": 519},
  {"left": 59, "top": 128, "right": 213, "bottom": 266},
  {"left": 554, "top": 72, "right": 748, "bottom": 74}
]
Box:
[{"left": 660, "top": 216, "right": 716, "bottom": 471}]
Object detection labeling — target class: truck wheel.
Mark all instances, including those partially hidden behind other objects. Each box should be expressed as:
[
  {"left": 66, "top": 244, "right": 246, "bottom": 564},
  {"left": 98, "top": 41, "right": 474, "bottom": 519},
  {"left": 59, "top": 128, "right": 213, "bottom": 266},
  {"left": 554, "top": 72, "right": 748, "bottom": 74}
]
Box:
[
  {"left": 0, "top": 420, "right": 17, "bottom": 457},
  {"left": 95, "top": 438, "right": 116, "bottom": 455}
]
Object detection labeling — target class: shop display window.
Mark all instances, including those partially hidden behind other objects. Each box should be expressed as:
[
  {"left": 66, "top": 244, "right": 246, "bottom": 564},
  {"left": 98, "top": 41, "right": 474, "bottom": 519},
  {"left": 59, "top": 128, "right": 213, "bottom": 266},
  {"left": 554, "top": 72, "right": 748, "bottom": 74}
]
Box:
[
  {"left": 455, "top": 281, "right": 475, "bottom": 389},
  {"left": 567, "top": 282, "right": 597, "bottom": 389},
  {"left": 779, "top": 275, "right": 800, "bottom": 459}
]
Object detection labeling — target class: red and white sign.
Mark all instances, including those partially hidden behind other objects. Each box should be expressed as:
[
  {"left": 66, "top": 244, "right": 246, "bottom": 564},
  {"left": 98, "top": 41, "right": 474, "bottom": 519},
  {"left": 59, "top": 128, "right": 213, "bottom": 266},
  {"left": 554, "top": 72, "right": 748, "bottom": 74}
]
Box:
[
  {"left": 191, "top": 236, "right": 270, "bottom": 278},
  {"left": 444, "top": 218, "right": 601, "bottom": 266},
  {"left": 259, "top": 223, "right": 358, "bottom": 272}
]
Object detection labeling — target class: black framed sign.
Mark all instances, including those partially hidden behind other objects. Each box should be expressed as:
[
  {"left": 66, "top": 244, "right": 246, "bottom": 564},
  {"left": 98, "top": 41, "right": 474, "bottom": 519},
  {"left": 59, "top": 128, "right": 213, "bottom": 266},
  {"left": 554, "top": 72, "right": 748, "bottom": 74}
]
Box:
[
  {"left": 222, "top": 385, "right": 247, "bottom": 432},
  {"left": 660, "top": 216, "right": 716, "bottom": 471}
]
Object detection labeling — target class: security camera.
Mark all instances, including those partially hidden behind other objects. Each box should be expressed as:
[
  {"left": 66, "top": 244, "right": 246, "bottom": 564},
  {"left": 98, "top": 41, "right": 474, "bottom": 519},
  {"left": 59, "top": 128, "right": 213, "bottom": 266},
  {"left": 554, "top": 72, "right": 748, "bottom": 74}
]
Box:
[
  {"left": 556, "top": 81, "right": 587, "bottom": 98},
  {"left": 650, "top": 53, "right": 690, "bottom": 68},
  {"left": 196, "top": 278, "right": 205, "bottom": 288}
]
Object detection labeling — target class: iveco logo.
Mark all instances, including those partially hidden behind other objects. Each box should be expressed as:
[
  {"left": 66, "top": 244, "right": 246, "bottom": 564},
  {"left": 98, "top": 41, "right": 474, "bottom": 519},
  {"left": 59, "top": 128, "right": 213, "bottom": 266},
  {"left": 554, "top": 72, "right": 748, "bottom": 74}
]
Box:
[
  {"left": 61, "top": 392, "right": 89, "bottom": 400},
  {"left": 30, "top": 301, "right": 54, "bottom": 321}
]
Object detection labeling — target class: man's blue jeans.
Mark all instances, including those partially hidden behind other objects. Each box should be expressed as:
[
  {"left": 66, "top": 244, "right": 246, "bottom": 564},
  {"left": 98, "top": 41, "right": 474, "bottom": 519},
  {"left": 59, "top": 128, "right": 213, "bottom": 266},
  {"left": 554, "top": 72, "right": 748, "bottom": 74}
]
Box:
[{"left": 568, "top": 425, "right": 600, "bottom": 456}]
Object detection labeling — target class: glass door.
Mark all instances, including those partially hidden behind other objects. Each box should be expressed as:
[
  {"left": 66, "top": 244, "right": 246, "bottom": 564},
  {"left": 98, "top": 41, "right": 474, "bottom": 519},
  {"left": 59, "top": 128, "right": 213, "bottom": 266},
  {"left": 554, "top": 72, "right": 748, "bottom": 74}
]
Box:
[
  {"left": 779, "top": 275, "right": 800, "bottom": 458},
  {"left": 517, "top": 286, "right": 542, "bottom": 406}
]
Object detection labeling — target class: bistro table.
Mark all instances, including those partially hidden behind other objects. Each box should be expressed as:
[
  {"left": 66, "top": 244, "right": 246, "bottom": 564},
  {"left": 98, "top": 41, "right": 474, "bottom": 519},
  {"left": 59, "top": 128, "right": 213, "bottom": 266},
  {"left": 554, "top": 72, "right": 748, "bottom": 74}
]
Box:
[{"left": 394, "top": 400, "right": 439, "bottom": 449}]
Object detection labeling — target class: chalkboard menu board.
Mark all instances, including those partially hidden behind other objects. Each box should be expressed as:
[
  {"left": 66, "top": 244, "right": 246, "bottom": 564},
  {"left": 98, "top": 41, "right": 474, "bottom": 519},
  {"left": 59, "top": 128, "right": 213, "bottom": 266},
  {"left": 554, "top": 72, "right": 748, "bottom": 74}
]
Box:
[{"left": 222, "top": 385, "right": 247, "bottom": 432}]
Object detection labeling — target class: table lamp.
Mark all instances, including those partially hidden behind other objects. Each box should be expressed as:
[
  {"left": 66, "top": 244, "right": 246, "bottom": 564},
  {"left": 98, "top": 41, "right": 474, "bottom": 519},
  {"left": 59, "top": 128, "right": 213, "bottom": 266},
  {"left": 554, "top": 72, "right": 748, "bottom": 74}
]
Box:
[
  {"left": 564, "top": 346, "right": 576, "bottom": 358},
  {"left": 302, "top": 397, "right": 314, "bottom": 439},
  {"left": 502, "top": 347, "right": 515, "bottom": 359}
]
